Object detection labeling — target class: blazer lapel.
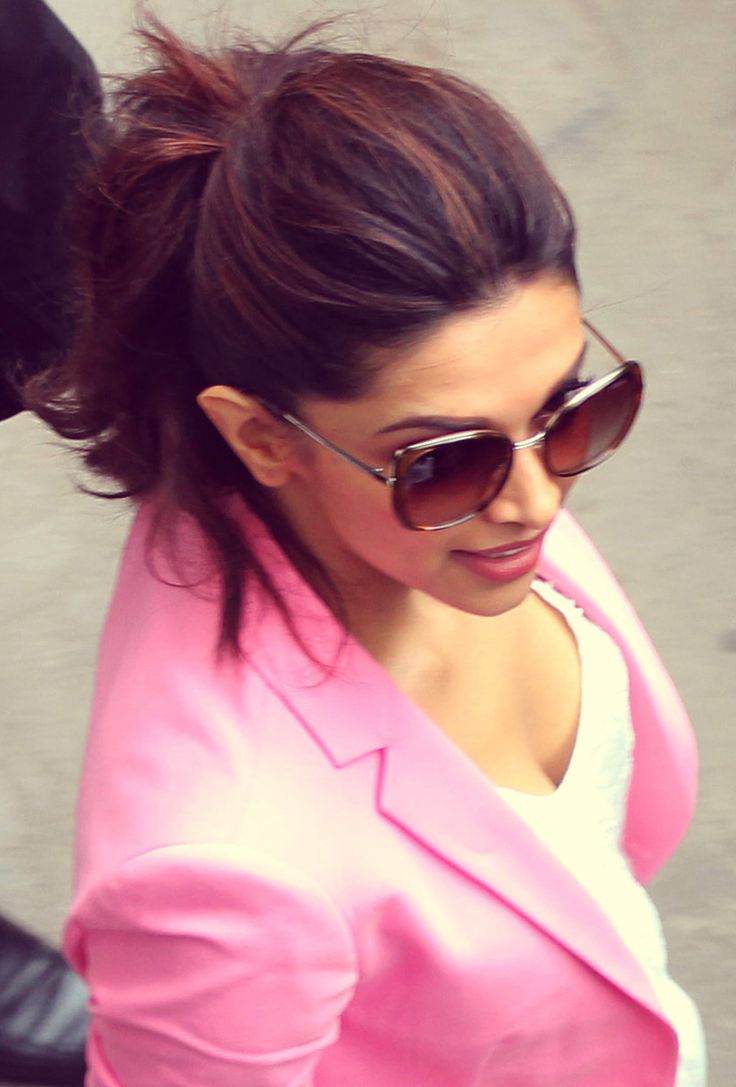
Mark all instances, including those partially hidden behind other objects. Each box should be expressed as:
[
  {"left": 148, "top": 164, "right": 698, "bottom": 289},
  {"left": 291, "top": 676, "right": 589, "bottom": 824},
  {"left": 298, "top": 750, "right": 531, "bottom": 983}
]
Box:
[
  {"left": 242, "top": 508, "right": 667, "bottom": 1023},
  {"left": 374, "top": 695, "right": 664, "bottom": 1023},
  {"left": 538, "top": 510, "right": 698, "bottom": 884}
]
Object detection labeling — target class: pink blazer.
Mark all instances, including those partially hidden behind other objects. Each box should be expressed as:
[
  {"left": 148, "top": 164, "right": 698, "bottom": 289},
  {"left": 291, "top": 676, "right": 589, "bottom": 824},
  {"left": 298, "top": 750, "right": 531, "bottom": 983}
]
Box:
[{"left": 65, "top": 502, "right": 697, "bottom": 1086}]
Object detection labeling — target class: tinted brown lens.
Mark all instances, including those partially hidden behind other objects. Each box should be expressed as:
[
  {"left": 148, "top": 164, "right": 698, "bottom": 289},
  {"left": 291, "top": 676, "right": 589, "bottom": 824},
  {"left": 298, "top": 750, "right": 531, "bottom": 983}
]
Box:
[
  {"left": 546, "top": 366, "right": 642, "bottom": 476},
  {"left": 397, "top": 433, "right": 511, "bottom": 528}
]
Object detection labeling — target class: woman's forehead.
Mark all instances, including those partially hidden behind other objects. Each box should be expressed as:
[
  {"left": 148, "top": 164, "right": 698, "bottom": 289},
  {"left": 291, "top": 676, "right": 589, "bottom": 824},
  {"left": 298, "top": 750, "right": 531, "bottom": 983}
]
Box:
[{"left": 340, "top": 279, "right": 584, "bottom": 415}]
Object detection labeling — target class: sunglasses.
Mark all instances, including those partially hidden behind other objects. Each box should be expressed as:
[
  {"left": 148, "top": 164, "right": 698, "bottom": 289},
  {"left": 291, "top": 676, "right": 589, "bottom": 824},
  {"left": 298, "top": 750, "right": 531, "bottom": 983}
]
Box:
[{"left": 260, "top": 322, "right": 643, "bottom": 531}]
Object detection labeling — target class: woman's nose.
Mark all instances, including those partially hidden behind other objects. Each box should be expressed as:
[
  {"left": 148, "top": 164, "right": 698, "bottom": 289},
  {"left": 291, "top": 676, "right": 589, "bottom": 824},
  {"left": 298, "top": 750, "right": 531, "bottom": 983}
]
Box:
[{"left": 481, "top": 445, "right": 565, "bottom": 530}]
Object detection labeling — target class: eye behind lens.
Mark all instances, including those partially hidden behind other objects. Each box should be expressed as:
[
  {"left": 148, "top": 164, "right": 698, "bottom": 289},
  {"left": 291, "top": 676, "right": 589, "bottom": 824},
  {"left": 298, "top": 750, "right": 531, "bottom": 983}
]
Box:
[
  {"left": 395, "top": 432, "right": 512, "bottom": 530},
  {"left": 545, "top": 365, "right": 642, "bottom": 477}
]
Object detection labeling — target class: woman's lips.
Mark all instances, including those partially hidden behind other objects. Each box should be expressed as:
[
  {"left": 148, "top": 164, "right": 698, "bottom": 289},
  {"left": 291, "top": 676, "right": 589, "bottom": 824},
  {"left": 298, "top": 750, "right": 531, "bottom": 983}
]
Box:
[{"left": 451, "top": 533, "right": 546, "bottom": 583}]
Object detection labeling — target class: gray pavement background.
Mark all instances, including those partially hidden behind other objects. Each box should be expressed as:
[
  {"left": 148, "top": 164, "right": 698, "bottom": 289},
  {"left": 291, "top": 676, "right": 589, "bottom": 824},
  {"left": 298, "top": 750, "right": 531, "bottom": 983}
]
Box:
[{"left": 1, "top": 0, "right": 734, "bottom": 1082}]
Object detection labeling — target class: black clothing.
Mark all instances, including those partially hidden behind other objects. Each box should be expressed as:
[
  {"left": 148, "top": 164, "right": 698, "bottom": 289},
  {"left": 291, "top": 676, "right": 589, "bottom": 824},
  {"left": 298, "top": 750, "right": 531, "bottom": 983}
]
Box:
[
  {"left": 0, "top": 916, "right": 87, "bottom": 1086},
  {"left": 0, "top": 0, "right": 100, "bottom": 419},
  {"left": 1, "top": 6, "right": 93, "bottom": 1084}
]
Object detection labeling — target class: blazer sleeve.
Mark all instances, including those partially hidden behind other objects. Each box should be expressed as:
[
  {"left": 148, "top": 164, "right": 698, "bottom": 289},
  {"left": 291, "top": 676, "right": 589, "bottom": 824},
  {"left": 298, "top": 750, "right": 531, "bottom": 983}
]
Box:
[{"left": 65, "top": 844, "right": 359, "bottom": 1087}]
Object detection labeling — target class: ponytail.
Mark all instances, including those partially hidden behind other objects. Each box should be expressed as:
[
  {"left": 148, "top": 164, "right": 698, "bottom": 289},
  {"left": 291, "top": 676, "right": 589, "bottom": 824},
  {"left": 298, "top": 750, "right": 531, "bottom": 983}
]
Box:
[{"left": 28, "top": 14, "right": 577, "bottom": 656}]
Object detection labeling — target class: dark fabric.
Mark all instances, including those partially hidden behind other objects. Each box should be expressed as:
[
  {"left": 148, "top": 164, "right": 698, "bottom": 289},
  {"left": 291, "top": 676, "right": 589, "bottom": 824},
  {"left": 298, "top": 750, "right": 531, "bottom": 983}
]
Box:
[
  {"left": 0, "top": 915, "right": 87, "bottom": 1085},
  {"left": 0, "top": 0, "right": 101, "bottom": 419}
]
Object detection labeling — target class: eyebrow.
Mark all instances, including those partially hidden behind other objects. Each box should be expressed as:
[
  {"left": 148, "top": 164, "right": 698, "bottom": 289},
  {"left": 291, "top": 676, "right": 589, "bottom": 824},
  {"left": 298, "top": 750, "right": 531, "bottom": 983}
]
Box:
[{"left": 375, "top": 343, "right": 589, "bottom": 436}]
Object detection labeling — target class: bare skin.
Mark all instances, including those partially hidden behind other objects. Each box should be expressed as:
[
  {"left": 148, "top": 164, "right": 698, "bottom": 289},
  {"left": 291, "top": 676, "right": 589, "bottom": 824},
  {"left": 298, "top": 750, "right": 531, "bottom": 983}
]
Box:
[{"left": 379, "top": 590, "right": 581, "bottom": 794}]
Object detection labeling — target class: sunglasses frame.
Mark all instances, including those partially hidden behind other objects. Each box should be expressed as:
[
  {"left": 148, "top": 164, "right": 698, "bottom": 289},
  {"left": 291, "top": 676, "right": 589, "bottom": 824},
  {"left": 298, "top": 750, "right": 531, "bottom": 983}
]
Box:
[{"left": 258, "top": 320, "right": 643, "bottom": 531}]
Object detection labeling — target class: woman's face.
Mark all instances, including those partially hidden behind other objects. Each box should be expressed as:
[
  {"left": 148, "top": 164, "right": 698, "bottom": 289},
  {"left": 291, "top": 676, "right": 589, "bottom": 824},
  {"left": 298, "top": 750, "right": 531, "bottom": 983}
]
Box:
[{"left": 277, "top": 275, "right": 586, "bottom": 619}]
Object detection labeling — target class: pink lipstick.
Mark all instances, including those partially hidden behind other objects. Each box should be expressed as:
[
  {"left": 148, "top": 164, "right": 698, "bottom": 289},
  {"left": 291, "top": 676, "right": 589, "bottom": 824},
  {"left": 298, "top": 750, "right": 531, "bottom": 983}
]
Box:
[{"left": 451, "top": 533, "right": 545, "bottom": 584}]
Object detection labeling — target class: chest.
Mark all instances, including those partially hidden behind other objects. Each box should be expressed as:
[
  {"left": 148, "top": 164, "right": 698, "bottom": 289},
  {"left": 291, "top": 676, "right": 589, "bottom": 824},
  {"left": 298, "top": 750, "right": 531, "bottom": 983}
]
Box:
[{"left": 402, "top": 589, "right": 582, "bottom": 794}]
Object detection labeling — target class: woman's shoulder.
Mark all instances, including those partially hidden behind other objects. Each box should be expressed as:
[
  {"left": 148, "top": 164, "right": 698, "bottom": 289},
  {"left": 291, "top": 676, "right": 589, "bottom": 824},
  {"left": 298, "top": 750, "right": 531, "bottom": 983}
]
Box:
[
  {"left": 76, "top": 498, "right": 377, "bottom": 892},
  {"left": 541, "top": 511, "right": 698, "bottom": 883},
  {"left": 76, "top": 502, "right": 280, "bottom": 880},
  {"left": 539, "top": 510, "right": 661, "bottom": 659},
  {"left": 540, "top": 509, "right": 616, "bottom": 584}
]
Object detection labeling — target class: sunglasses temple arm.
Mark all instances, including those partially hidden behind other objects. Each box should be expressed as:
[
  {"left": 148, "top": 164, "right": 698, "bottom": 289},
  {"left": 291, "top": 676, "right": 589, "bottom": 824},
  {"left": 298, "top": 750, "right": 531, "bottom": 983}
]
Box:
[
  {"left": 582, "top": 319, "right": 627, "bottom": 365},
  {"left": 278, "top": 410, "right": 390, "bottom": 484}
]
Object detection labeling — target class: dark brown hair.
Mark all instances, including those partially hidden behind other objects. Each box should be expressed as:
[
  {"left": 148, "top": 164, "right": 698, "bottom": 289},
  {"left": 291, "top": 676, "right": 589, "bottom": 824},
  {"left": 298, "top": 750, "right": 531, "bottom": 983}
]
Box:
[{"left": 28, "top": 16, "right": 578, "bottom": 654}]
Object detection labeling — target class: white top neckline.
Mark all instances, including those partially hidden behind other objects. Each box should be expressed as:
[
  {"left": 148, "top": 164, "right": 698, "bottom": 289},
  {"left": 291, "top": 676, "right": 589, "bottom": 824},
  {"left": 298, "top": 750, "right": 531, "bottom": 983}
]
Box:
[{"left": 495, "top": 578, "right": 706, "bottom": 1087}]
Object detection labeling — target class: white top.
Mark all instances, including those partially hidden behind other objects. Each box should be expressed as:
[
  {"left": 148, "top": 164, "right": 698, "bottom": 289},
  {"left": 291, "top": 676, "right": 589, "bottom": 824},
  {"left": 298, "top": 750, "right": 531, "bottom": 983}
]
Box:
[{"left": 497, "top": 578, "right": 706, "bottom": 1087}]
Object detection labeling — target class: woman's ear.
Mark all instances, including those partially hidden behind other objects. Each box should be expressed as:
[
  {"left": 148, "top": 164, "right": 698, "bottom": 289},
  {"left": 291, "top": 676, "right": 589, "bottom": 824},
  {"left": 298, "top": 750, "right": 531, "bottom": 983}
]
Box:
[{"left": 197, "top": 386, "right": 298, "bottom": 488}]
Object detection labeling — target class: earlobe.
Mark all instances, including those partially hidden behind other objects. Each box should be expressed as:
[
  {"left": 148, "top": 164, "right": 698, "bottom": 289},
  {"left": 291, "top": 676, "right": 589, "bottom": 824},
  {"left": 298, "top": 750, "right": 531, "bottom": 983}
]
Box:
[{"left": 196, "top": 386, "right": 296, "bottom": 488}]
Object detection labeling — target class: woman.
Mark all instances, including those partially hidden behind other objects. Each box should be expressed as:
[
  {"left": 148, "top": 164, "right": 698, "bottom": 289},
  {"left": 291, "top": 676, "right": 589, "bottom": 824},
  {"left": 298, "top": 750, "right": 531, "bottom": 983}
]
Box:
[{"left": 31, "top": 17, "right": 704, "bottom": 1087}]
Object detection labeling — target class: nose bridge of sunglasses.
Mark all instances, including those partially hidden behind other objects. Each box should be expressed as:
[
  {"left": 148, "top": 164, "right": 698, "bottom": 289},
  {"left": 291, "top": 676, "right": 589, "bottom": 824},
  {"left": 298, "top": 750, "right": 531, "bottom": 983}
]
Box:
[{"left": 511, "top": 429, "right": 547, "bottom": 453}]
